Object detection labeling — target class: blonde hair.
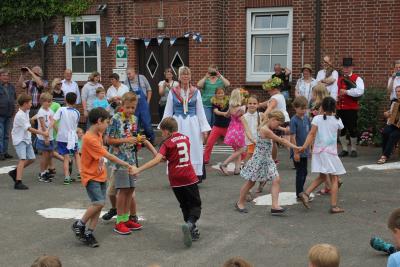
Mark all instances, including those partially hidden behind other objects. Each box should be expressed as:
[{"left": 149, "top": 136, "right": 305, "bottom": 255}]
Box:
[
  {"left": 308, "top": 244, "right": 340, "bottom": 267},
  {"left": 51, "top": 78, "right": 62, "bottom": 91},
  {"left": 229, "top": 88, "right": 243, "bottom": 107},
  {"left": 40, "top": 92, "right": 53, "bottom": 103},
  {"left": 260, "top": 110, "right": 285, "bottom": 128},
  {"left": 121, "top": 92, "right": 137, "bottom": 104},
  {"left": 88, "top": 71, "right": 100, "bottom": 82},
  {"left": 31, "top": 255, "right": 62, "bottom": 267},
  {"left": 222, "top": 257, "right": 253, "bottom": 267},
  {"left": 313, "top": 83, "right": 329, "bottom": 105},
  {"left": 178, "top": 66, "right": 191, "bottom": 81}
]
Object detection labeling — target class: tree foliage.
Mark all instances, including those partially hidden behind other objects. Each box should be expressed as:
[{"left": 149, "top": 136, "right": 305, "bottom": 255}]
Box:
[{"left": 0, "top": 0, "right": 93, "bottom": 25}]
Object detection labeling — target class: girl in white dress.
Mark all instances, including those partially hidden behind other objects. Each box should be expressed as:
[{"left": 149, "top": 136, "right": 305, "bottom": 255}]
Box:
[
  {"left": 161, "top": 67, "right": 211, "bottom": 179},
  {"left": 299, "top": 96, "right": 346, "bottom": 214}
]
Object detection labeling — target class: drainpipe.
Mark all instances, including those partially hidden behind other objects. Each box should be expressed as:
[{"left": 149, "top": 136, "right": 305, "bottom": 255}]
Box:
[
  {"left": 40, "top": 18, "right": 46, "bottom": 79},
  {"left": 315, "top": 0, "right": 321, "bottom": 74}
]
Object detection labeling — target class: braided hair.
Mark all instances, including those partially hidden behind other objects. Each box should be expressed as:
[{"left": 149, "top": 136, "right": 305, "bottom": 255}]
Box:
[{"left": 321, "top": 96, "right": 339, "bottom": 120}]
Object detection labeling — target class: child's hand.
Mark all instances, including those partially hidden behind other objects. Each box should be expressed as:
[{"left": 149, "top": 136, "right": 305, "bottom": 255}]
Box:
[
  {"left": 126, "top": 137, "right": 137, "bottom": 144},
  {"left": 294, "top": 152, "right": 300, "bottom": 162},
  {"left": 129, "top": 166, "right": 139, "bottom": 176},
  {"left": 44, "top": 139, "right": 50, "bottom": 146},
  {"left": 251, "top": 138, "right": 256, "bottom": 144},
  {"left": 42, "top": 130, "right": 49, "bottom": 137},
  {"left": 297, "top": 146, "right": 306, "bottom": 153}
]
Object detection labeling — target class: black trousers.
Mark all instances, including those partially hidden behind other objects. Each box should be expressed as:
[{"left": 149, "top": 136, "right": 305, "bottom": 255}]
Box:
[
  {"left": 293, "top": 158, "right": 307, "bottom": 197},
  {"left": 172, "top": 183, "right": 202, "bottom": 223},
  {"left": 337, "top": 109, "right": 358, "bottom": 138},
  {"left": 382, "top": 125, "right": 400, "bottom": 158}
]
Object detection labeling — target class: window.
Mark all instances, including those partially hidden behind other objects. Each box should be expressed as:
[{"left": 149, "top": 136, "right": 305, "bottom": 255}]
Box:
[
  {"left": 246, "top": 8, "right": 293, "bottom": 82},
  {"left": 65, "top": 16, "right": 101, "bottom": 81}
]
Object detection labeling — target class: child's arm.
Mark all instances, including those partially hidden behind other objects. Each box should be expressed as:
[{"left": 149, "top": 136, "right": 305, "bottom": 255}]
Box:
[
  {"left": 131, "top": 154, "right": 164, "bottom": 175},
  {"left": 108, "top": 136, "right": 137, "bottom": 145},
  {"left": 299, "top": 125, "right": 317, "bottom": 153},
  {"left": 213, "top": 107, "right": 226, "bottom": 117},
  {"left": 263, "top": 98, "right": 277, "bottom": 116},
  {"left": 28, "top": 127, "right": 48, "bottom": 137},
  {"left": 290, "top": 134, "right": 301, "bottom": 162},
  {"left": 38, "top": 117, "right": 50, "bottom": 143},
  {"left": 277, "top": 126, "right": 290, "bottom": 134},
  {"left": 261, "top": 126, "right": 298, "bottom": 150},
  {"left": 240, "top": 116, "right": 256, "bottom": 144},
  {"left": 143, "top": 139, "right": 158, "bottom": 156},
  {"left": 104, "top": 151, "right": 132, "bottom": 169}
]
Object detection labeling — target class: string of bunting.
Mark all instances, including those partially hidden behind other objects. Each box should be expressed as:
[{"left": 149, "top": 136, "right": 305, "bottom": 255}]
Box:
[{"left": 0, "top": 31, "right": 203, "bottom": 55}]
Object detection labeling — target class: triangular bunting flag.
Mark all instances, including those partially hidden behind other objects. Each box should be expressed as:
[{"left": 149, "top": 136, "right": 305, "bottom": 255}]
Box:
[
  {"left": 85, "top": 37, "right": 91, "bottom": 47},
  {"left": 96, "top": 37, "right": 101, "bottom": 45},
  {"left": 75, "top": 36, "right": 81, "bottom": 46},
  {"left": 170, "top": 37, "right": 177, "bottom": 46},
  {"left": 41, "top": 36, "right": 48, "bottom": 44},
  {"left": 183, "top": 32, "right": 191, "bottom": 38},
  {"left": 197, "top": 36, "right": 203, "bottom": 43},
  {"left": 62, "top": 36, "right": 68, "bottom": 46},
  {"left": 192, "top": 33, "right": 198, "bottom": 40},
  {"left": 1, "top": 49, "right": 7, "bottom": 54},
  {"left": 13, "top": 47, "right": 19, "bottom": 52},
  {"left": 118, "top": 37, "right": 125, "bottom": 44},
  {"left": 106, "top": 36, "right": 113, "bottom": 47},
  {"left": 157, "top": 37, "right": 163, "bottom": 45},
  {"left": 53, "top": 34, "right": 59, "bottom": 45},
  {"left": 144, "top": 38, "right": 151, "bottom": 48},
  {"left": 29, "top": 41, "right": 36, "bottom": 49}
]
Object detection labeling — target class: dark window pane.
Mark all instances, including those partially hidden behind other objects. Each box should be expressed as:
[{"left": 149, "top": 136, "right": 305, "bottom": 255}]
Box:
[
  {"left": 72, "top": 58, "right": 84, "bottom": 73},
  {"left": 85, "top": 58, "right": 97, "bottom": 73},
  {"left": 85, "top": 41, "right": 97, "bottom": 56},
  {"left": 84, "top": 21, "right": 97, "bottom": 34},
  {"left": 71, "top": 42, "right": 84, "bottom": 57},
  {"left": 71, "top": 22, "right": 83, "bottom": 34}
]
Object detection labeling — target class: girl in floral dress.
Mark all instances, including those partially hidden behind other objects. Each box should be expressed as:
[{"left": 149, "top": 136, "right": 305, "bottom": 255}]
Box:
[
  {"left": 235, "top": 110, "right": 300, "bottom": 216},
  {"left": 219, "top": 88, "right": 251, "bottom": 175}
]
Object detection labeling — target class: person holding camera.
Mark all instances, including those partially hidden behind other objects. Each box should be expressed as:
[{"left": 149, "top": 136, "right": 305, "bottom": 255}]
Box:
[
  {"left": 158, "top": 68, "right": 178, "bottom": 121},
  {"left": 106, "top": 73, "right": 129, "bottom": 115},
  {"left": 387, "top": 60, "right": 400, "bottom": 102},
  {"left": 272, "top": 63, "right": 291, "bottom": 101},
  {"left": 197, "top": 65, "right": 230, "bottom": 127}
]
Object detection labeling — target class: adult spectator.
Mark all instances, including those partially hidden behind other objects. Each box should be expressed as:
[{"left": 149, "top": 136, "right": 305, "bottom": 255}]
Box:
[
  {"left": 18, "top": 65, "right": 48, "bottom": 117},
  {"left": 158, "top": 68, "right": 178, "bottom": 121},
  {"left": 61, "top": 69, "right": 81, "bottom": 104},
  {"left": 272, "top": 63, "right": 291, "bottom": 100},
  {"left": 316, "top": 55, "right": 339, "bottom": 100},
  {"left": 197, "top": 65, "right": 230, "bottom": 126},
  {"left": 337, "top": 57, "right": 365, "bottom": 158},
  {"left": 387, "top": 60, "right": 400, "bottom": 102},
  {"left": 125, "top": 67, "right": 154, "bottom": 143},
  {"left": 50, "top": 78, "right": 64, "bottom": 106},
  {"left": 0, "top": 68, "right": 16, "bottom": 160},
  {"left": 106, "top": 73, "right": 129, "bottom": 115},
  {"left": 81, "top": 71, "right": 103, "bottom": 121},
  {"left": 295, "top": 64, "right": 317, "bottom": 104}
]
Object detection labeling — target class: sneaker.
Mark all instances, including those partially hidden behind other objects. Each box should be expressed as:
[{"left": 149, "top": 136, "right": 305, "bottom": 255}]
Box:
[
  {"left": 76, "top": 173, "right": 81, "bottom": 182},
  {"left": 38, "top": 173, "right": 51, "bottom": 183},
  {"left": 125, "top": 220, "right": 143, "bottom": 231},
  {"left": 83, "top": 233, "right": 99, "bottom": 248},
  {"left": 8, "top": 169, "right": 17, "bottom": 182},
  {"left": 114, "top": 222, "right": 131, "bottom": 235},
  {"left": 339, "top": 151, "right": 349, "bottom": 157},
  {"left": 71, "top": 221, "right": 85, "bottom": 240},
  {"left": 14, "top": 182, "right": 29, "bottom": 190},
  {"left": 129, "top": 215, "right": 139, "bottom": 223},
  {"left": 191, "top": 226, "right": 200, "bottom": 241},
  {"left": 370, "top": 236, "right": 397, "bottom": 255},
  {"left": 4, "top": 153, "right": 13, "bottom": 159},
  {"left": 181, "top": 223, "right": 193, "bottom": 247},
  {"left": 350, "top": 150, "right": 358, "bottom": 157},
  {"left": 102, "top": 208, "right": 117, "bottom": 221},
  {"left": 63, "top": 177, "right": 71, "bottom": 185}
]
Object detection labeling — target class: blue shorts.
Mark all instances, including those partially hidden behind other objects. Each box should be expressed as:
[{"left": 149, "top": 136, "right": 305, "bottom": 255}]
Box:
[
  {"left": 36, "top": 139, "right": 55, "bottom": 151},
  {"left": 14, "top": 141, "right": 36, "bottom": 160},
  {"left": 86, "top": 181, "right": 107, "bottom": 205},
  {"left": 57, "top": 141, "right": 78, "bottom": 155}
]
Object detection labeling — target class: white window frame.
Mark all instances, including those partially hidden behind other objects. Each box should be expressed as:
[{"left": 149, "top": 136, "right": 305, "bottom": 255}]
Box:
[
  {"left": 246, "top": 7, "right": 293, "bottom": 83},
  {"left": 65, "top": 15, "right": 101, "bottom": 81}
]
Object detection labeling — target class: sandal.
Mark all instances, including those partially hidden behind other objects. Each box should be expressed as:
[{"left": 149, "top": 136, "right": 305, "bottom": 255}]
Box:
[
  {"left": 330, "top": 206, "right": 344, "bottom": 214},
  {"left": 233, "top": 168, "right": 241, "bottom": 175},
  {"left": 234, "top": 203, "right": 248, "bottom": 213},
  {"left": 377, "top": 156, "right": 387, "bottom": 164},
  {"left": 219, "top": 163, "right": 229, "bottom": 176},
  {"left": 299, "top": 192, "right": 310, "bottom": 209}
]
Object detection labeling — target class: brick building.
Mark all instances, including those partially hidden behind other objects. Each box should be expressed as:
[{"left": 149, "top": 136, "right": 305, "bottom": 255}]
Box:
[{"left": 1, "top": 0, "right": 399, "bottom": 122}]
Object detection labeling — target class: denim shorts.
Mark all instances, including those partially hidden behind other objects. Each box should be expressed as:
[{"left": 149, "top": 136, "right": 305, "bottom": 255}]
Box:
[
  {"left": 57, "top": 141, "right": 78, "bottom": 155},
  {"left": 36, "top": 139, "right": 55, "bottom": 151},
  {"left": 14, "top": 141, "right": 36, "bottom": 160},
  {"left": 86, "top": 181, "right": 107, "bottom": 205},
  {"left": 114, "top": 169, "right": 136, "bottom": 189}
]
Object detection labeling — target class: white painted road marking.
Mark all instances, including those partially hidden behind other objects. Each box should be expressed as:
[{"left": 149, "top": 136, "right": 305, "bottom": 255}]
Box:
[
  {"left": 253, "top": 192, "right": 316, "bottom": 206},
  {"left": 0, "top": 165, "right": 16, "bottom": 174},
  {"left": 358, "top": 161, "right": 400, "bottom": 171},
  {"left": 204, "top": 145, "right": 234, "bottom": 155},
  {"left": 36, "top": 208, "right": 145, "bottom": 221}
]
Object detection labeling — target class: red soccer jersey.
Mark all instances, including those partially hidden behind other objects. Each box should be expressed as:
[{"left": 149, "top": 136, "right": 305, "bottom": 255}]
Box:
[{"left": 159, "top": 132, "right": 199, "bottom": 187}]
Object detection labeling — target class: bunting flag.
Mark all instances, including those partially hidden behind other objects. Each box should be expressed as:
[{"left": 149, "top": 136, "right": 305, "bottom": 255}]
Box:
[
  {"left": 62, "top": 36, "right": 68, "bottom": 46},
  {"left": 157, "top": 37, "right": 163, "bottom": 45},
  {"left": 144, "top": 38, "right": 151, "bottom": 48},
  {"left": 183, "top": 32, "right": 191, "bottom": 38},
  {"left": 53, "top": 34, "right": 59, "bottom": 45},
  {"left": 1, "top": 49, "right": 7, "bottom": 54},
  {"left": 106, "top": 36, "right": 113, "bottom": 47},
  {"left": 118, "top": 37, "right": 126, "bottom": 44},
  {"left": 41, "top": 36, "right": 48, "bottom": 44},
  {"left": 170, "top": 37, "right": 177, "bottom": 46},
  {"left": 75, "top": 36, "right": 81, "bottom": 46},
  {"left": 85, "top": 37, "right": 91, "bottom": 47},
  {"left": 96, "top": 37, "right": 101, "bottom": 45},
  {"left": 13, "top": 47, "right": 19, "bottom": 52},
  {"left": 29, "top": 41, "right": 36, "bottom": 49}
]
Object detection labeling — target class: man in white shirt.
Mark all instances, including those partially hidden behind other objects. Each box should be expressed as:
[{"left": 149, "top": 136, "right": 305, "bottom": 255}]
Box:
[
  {"left": 316, "top": 55, "right": 339, "bottom": 100},
  {"left": 61, "top": 69, "right": 81, "bottom": 104},
  {"left": 387, "top": 60, "right": 400, "bottom": 102},
  {"left": 106, "top": 73, "right": 129, "bottom": 114}
]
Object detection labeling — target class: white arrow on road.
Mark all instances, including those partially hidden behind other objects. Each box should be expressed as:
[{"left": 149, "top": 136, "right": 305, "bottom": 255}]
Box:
[
  {"left": 36, "top": 208, "right": 145, "bottom": 221},
  {"left": 358, "top": 161, "right": 400, "bottom": 171}
]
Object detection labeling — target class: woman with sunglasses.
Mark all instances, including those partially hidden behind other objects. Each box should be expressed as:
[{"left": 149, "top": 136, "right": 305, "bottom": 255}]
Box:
[{"left": 50, "top": 78, "right": 65, "bottom": 106}]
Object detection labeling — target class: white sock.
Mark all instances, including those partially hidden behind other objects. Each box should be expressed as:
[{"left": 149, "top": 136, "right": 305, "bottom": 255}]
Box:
[
  {"left": 339, "top": 136, "right": 348, "bottom": 151},
  {"left": 40, "top": 171, "right": 47, "bottom": 176},
  {"left": 350, "top": 137, "right": 358, "bottom": 151}
]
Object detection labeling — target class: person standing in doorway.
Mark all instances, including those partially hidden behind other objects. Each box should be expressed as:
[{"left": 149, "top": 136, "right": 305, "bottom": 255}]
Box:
[{"left": 158, "top": 68, "right": 178, "bottom": 122}]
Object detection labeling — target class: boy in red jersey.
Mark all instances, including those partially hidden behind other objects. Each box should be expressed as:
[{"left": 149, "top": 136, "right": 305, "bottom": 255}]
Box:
[{"left": 131, "top": 117, "right": 202, "bottom": 248}]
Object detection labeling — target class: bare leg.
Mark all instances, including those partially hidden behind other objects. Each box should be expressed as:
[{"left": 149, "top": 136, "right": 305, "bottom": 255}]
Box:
[
  {"left": 16, "top": 159, "right": 35, "bottom": 181},
  {"left": 81, "top": 204, "right": 104, "bottom": 225},
  {"left": 124, "top": 189, "right": 134, "bottom": 215},
  {"left": 86, "top": 209, "right": 102, "bottom": 230},
  {"left": 329, "top": 175, "right": 339, "bottom": 207},
  {"left": 305, "top": 174, "right": 326, "bottom": 195},
  {"left": 63, "top": 154, "right": 70, "bottom": 177},
  {"left": 109, "top": 195, "right": 117, "bottom": 209},
  {"left": 271, "top": 176, "right": 281, "bottom": 209},
  {"left": 52, "top": 151, "right": 64, "bottom": 161},
  {"left": 237, "top": 180, "right": 256, "bottom": 208},
  {"left": 74, "top": 152, "right": 81, "bottom": 173},
  {"left": 130, "top": 191, "right": 137, "bottom": 215},
  {"left": 272, "top": 142, "right": 278, "bottom": 161},
  {"left": 223, "top": 147, "right": 244, "bottom": 166}
]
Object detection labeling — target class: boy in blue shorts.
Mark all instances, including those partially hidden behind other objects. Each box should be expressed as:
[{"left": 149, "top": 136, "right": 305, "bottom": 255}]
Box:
[{"left": 53, "top": 92, "right": 80, "bottom": 184}]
